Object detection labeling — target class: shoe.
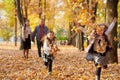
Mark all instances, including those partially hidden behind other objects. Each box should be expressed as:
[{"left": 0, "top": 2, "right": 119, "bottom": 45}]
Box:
[
  {"left": 95, "top": 75, "right": 100, "bottom": 80},
  {"left": 48, "top": 72, "right": 52, "bottom": 75}
]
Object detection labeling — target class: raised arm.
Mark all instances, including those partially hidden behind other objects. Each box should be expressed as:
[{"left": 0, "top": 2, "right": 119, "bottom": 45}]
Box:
[{"left": 105, "top": 17, "right": 117, "bottom": 35}]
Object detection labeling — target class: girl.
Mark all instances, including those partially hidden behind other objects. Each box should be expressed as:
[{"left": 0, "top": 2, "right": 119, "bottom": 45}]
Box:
[
  {"left": 43, "top": 31, "right": 59, "bottom": 75},
  {"left": 77, "top": 17, "right": 117, "bottom": 80},
  {"left": 22, "top": 19, "right": 32, "bottom": 59}
]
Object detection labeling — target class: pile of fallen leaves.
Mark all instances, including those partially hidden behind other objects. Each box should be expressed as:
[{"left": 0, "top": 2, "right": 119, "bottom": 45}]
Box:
[{"left": 0, "top": 43, "right": 120, "bottom": 80}]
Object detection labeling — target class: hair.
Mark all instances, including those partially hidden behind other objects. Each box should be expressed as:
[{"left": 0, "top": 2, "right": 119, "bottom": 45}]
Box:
[
  {"left": 96, "top": 23, "right": 109, "bottom": 45},
  {"left": 47, "top": 31, "right": 56, "bottom": 41},
  {"left": 24, "top": 19, "right": 29, "bottom": 30},
  {"left": 97, "top": 24, "right": 108, "bottom": 33},
  {"left": 40, "top": 18, "right": 45, "bottom": 22},
  {"left": 49, "top": 31, "right": 54, "bottom": 34}
]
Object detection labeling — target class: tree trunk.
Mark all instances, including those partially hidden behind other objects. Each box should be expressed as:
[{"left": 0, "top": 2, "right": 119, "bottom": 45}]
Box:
[
  {"left": 14, "top": 13, "right": 17, "bottom": 46},
  {"left": 76, "top": 32, "right": 84, "bottom": 50},
  {"left": 72, "top": 34, "right": 76, "bottom": 46},
  {"left": 44, "top": 0, "right": 46, "bottom": 20},
  {"left": 15, "top": 0, "right": 26, "bottom": 50},
  {"left": 76, "top": 34, "right": 80, "bottom": 48},
  {"left": 24, "top": 0, "right": 28, "bottom": 18},
  {"left": 14, "top": 0, "right": 17, "bottom": 46},
  {"left": 68, "top": 22, "right": 73, "bottom": 45},
  {"left": 39, "top": 0, "right": 42, "bottom": 18},
  {"left": 15, "top": 0, "right": 23, "bottom": 24},
  {"left": 15, "top": 0, "right": 23, "bottom": 49},
  {"left": 106, "top": 0, "right": 119, "bottom": 63}
]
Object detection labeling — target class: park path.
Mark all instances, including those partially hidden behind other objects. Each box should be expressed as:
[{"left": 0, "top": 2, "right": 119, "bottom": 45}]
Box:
[{"left": 0, "top": 43, "right": 120, "bottom": 80}]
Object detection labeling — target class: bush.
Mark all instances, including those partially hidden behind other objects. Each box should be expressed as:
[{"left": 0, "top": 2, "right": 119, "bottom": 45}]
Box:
[{"left": 56, "top": 36, "right": 67, "bottom": 40}]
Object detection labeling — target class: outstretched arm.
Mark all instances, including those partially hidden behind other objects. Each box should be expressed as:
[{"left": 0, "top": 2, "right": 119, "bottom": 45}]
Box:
[
  {"left": 105, "top": 17, "right": 117, "bottom": 35},
  {"left": 31, "top": 26, "right": 37, "bottom": 42}
]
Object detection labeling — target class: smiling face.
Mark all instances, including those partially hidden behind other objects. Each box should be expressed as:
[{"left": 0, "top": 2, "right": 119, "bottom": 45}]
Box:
[
  {"left": 96, "top": 25, "right": 105, "bottom": 35},
  {"left": 40, "top": 18, "right": 45, "bottom": 26},
  {"left": 47, "top": 32, "right": 54, "bottom": 40},
  {"left": 25, "top": 20, "right": 30, "bottom": 26}
]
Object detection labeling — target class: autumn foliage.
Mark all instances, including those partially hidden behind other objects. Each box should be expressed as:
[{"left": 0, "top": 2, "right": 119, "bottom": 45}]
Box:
[{"left": 0, "top": 43, "right": 120, "bottom": 80}]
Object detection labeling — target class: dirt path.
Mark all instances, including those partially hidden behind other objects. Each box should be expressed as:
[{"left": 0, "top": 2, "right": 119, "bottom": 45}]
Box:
[{"left": 0, "top": 44, "right": 120, "bottom": 80}]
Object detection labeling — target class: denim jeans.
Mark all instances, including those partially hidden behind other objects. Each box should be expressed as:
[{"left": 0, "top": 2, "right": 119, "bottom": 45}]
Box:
[{"left": 36, "top": 40, "right": 43, "bottom": 57}]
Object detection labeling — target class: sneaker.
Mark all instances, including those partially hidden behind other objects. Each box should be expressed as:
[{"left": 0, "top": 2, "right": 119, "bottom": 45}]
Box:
[
  {"left": 48, "top": 72, "right": 52, "bottom": 75},
  {"left": 95, "top": 75, "right": 100, "bottom": 80}
]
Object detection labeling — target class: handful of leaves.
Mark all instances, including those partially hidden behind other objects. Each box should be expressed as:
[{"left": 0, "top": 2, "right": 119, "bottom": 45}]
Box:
[
  {"left": 49, "top": 44, "right": 60, "bottom": 56},
  {"left": 96, "top": 36, "right": 107, "bottom": 54}
]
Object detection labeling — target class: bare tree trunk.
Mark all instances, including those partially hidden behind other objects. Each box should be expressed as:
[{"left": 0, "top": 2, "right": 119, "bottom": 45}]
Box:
[
  {"left": 44, "top": 0, "right": 46, "bottom": 21},
  {"left": 39, "top": 0, "right": 42, "bottom": 18},
  {"left": 15, "top": 0, "right": 23, "bottom": 49},
  {"left": 72, "top": 34, "right": 76, "bottom": 46},
  {"left": 14, "top": 1, "right": 17, "bottom": 46},
  {"left": 14, "top": 14, "right": 17, "bottom": 46},
  {"left": 24, "top": 0, "right": 28, "bottom": 18},
  {"left": 15, "top": 0, "right": 23, "bottom": 24},
  {"left": 68, "top": 22, "right": 73, "bottom": 45},
  {"left": 76, "top": 32, "right": 84, "bottom": 50},
  {"left": 106, "top": 0, "right": 119, "bottom": 63},
  {"left": 15, "top": 0, "right": 27, "bottom": 50}
]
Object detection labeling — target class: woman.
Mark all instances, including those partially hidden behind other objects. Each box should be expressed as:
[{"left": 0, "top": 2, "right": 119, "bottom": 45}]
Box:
[{"left": 22, "top": 19, "right": 32, "bottom": 59}]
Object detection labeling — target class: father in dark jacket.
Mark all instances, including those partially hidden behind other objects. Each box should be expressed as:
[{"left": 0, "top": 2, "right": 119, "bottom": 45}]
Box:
[{"left": 32, "top": 18, "right": 49, "bottom": 57}]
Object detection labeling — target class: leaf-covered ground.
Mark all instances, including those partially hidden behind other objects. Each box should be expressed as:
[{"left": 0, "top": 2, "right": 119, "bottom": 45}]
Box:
[{"left": 0, "top": 43, "right": 120, "bottom": 80}]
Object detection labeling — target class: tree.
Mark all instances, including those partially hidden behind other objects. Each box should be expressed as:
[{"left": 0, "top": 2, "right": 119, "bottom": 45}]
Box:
[
  {"left": 67, "top": 0, "right": 98, "bottom": 50},
  {"left": 0, "top": 28, "right": 13, "bottom": 42},
  {"left": 106, "top": 0, "right": 119, "bottom": 63},
  {"left": 0, "top": 0, "right": 14, "bottom": 42},
  {"left": 15, "top": 0, "right": 27, "bottom": 49}
]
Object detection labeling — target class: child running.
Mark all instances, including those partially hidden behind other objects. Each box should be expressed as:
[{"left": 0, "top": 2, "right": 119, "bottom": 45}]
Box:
[
  {"left": 77, "top": 17, "right": 117, "bottom": 80},
  {"left": 43, "top": 31, "right": 60, "bottom": 75}
]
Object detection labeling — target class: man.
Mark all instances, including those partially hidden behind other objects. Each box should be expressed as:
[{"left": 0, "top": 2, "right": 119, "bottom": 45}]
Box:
[{"left": 32, "top": 18, "right": 49, "bottom": 57}]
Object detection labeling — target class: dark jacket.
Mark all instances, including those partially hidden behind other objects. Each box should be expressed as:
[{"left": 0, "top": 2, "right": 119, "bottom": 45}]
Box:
[{"left": 32, "top": 25, "right": 48, "bottom": 41}]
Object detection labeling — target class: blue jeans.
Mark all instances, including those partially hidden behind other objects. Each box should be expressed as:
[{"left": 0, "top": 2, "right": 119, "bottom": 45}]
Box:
[{"left": 36, "top": 40, "right": 43, "bottom": 57}]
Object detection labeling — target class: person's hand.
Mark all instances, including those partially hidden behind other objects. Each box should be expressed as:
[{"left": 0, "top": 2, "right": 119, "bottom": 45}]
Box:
[{"left": 113, "top": 17, "right": 117, "bottom": 23}]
